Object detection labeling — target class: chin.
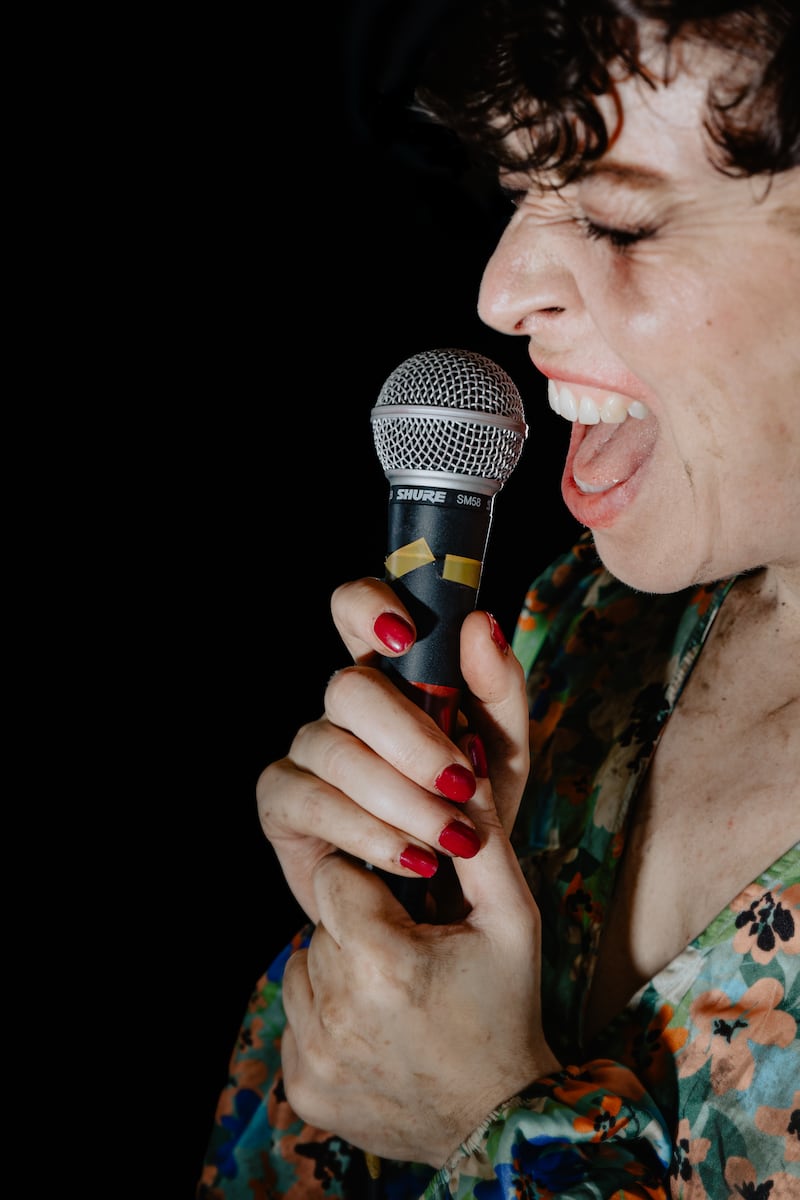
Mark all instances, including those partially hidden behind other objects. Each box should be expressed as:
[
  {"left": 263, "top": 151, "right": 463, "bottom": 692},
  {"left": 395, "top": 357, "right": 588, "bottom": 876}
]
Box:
[{"left": 590, "top": 532, "right": 700, "bottom": 595}]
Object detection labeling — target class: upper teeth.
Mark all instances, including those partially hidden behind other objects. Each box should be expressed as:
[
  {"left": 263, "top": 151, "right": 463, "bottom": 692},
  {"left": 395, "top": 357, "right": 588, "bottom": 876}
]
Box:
[{"left": 548, "top": 380, "right": 650, "bottom": 425}]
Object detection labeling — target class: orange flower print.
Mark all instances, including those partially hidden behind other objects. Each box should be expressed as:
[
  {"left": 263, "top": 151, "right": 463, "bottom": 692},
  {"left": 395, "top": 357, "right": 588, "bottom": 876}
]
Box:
[
  {"left": 669, "top": 1118, "right": 712, "bottom": 1199},
  {"left": 551, "top": 561, "right": 575, "bottom": 591},
  {"left": 688, "top": 583, "right": 719, "bottom": 621},
  {"left": 724, "top": 1155, "right": 800, "bottom": 1199},
  {"left": 625, "top": 1003, "right": 689, "bottom": 1086},
  {"left": 732, "top": 882, "right": 800, "bottom": 965},
  {"left": 755, "top": 1091, "right": 800, "bottom": 1163},
  {"left": 572, "top": 1093, "right": 627, "bottom": 1141},
  {"left": 552, "top": 1061, "right": 649, "bottom": 1110},
  {"left": 563, "top": 872, "right": 593, "bottom": 916},
  {"left": 678, "top": 978, "right": 796, "bottom": 1094}
]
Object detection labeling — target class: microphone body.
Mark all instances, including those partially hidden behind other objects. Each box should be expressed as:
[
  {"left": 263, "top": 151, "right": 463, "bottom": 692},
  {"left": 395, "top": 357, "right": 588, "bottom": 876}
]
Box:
[
  {"left": 369, "top": 348, "right": 528, "bottom": 917},
  {"left": 381, "top": 480, "right": 494, "bottom": 736}
]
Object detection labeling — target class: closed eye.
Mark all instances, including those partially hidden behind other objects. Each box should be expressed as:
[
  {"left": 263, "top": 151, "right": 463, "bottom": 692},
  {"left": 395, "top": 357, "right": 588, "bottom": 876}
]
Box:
[
  {"left": 578, "top": 216, "right": 655, "bottom": 248},
  {"left": 500, "top": 186, "right": 527, "bottom": 209}
]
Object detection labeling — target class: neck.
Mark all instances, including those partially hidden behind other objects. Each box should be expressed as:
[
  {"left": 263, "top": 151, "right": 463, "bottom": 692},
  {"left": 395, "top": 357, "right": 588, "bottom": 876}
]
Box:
[{"left": 765, "top": 560, "right": 800, "bottom": 629}]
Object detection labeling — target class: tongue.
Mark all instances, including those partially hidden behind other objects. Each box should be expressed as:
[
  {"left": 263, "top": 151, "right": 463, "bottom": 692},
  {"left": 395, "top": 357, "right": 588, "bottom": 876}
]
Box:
[{"left": 571, "top": 414, "right": 657, "bottom": 489}]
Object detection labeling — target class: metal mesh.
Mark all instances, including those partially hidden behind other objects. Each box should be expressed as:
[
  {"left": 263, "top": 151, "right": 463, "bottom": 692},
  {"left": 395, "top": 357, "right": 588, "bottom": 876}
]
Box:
[{"left": 371, "top": 348, "right": 528, "bottom": 485}]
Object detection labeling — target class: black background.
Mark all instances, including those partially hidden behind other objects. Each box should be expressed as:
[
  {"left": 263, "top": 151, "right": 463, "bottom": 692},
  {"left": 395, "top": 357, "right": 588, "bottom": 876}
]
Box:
[{"left": 178, "top": 5, "right": 579, "bottom": 1194}]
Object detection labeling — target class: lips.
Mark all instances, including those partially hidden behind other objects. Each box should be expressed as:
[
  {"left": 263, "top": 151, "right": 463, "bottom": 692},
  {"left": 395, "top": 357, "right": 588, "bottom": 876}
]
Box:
[{"left": 533, "top": 369, "right": 659, "bottom": 525}]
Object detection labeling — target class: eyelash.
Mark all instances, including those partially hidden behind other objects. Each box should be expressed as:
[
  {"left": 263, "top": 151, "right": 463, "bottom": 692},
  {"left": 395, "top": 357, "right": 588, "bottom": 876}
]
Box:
[
  {"left": 500, "top": 187, "right": 656, "bottom": 250},
  {"left": 577, "top": 216, "right": 654, "bottom": 249}
]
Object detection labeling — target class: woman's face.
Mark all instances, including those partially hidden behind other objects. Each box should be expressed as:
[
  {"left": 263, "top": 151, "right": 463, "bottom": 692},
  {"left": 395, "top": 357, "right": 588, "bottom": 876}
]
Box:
[{"left": 478, "top": 48, "right": 800, "bottom": 593}]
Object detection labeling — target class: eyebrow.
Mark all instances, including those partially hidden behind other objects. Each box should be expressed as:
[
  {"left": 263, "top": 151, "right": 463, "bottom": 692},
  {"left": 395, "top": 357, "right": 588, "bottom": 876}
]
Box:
[{"left": 581, "top": 162, "right": 669, "bottom": 188}]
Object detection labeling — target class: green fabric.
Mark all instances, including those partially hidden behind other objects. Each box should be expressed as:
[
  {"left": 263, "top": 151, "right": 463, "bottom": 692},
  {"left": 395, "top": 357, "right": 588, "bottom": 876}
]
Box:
[{"left": 199, "top": 532, "right": 800, "bottom": 1200}]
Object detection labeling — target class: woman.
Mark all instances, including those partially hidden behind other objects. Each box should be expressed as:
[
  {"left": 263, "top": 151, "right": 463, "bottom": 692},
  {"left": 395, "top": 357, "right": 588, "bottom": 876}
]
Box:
[{"left": 198, "top": 3, "right": 799, "bottom": 1197}]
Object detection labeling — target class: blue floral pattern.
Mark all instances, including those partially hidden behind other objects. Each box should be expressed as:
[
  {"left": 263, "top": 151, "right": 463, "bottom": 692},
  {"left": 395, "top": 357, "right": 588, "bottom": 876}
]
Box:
[{"left": 198, "top": 532, "right": 799, "bottom": 1199}]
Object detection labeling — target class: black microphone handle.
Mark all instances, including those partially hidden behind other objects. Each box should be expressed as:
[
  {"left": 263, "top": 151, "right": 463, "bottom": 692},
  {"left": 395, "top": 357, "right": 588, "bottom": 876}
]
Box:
[{"left": 377, "top": 481, "right": 495, "bottom": 920}]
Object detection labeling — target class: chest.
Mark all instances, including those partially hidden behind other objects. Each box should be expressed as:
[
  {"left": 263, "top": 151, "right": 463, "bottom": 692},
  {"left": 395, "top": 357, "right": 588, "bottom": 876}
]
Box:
[{"left": 584, "top": 621, "right": 799, "bottom": 1041}]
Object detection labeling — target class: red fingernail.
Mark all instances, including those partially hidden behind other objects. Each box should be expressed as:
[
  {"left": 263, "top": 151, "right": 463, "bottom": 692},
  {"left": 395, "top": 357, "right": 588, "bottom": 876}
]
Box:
[
  {"left": 399, "top": 845, "right": 439, "bottom": 877},
  {"left": 374, "top": 612, "right": 415, "bottom": 653},
  {"left": 434, "top": 764, "right": 476, "bottom": 802},
  {"left": 438, "top": 820, "right": 480, "bottom": 858},
  {"left": 468, "top": 733, "right": 488, "bottom": 779},
  {"left": 486, "top": 612, "right": 509, "bottom": 654}
]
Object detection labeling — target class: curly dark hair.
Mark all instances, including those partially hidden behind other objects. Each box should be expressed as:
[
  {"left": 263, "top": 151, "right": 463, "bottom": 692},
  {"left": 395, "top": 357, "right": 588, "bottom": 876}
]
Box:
[{"left": 415, "top": 0, "right": 799, "bottom": 182}]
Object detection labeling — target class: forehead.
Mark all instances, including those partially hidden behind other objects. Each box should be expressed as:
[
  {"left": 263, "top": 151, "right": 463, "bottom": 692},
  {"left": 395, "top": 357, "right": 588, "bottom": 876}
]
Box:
[
  {"left": 499, "top": 68, "right": 712, "bottom": 191},
  {"left": 595, "top": 66, "right": 711, "bottom": 176}
]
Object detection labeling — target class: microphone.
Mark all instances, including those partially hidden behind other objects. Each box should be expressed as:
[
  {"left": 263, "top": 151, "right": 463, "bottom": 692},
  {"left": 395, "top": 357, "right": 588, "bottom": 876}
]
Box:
[{"left": 370, "top": 347, "right": 528, "bottom": 917}]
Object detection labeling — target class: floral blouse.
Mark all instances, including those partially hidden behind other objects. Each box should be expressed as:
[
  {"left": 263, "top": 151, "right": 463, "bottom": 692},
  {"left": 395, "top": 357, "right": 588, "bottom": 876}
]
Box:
[{"left": 197, "top": 532, "right": 800, "bottom": 1200}]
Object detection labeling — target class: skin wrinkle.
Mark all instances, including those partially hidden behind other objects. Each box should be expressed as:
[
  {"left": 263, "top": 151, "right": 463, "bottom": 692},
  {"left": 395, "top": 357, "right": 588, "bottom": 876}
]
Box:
[
  {"left": 405, "top": 949, "right": 437, "bottom": 1010},
  {"left": 766, "top": 696, "right": 798, "bottom": 721},
  {"left": 496, "top": 109, "right": 796, "bottom": 590},
  {"left": 229, "top": 16, "right": 800, "bottom": 1185}
]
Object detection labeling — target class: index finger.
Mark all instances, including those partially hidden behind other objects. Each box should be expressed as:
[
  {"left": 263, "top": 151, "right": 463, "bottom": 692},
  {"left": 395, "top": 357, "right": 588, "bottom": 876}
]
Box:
[{"left": 331, "top": 577, "right": 417, "bottom": 665}]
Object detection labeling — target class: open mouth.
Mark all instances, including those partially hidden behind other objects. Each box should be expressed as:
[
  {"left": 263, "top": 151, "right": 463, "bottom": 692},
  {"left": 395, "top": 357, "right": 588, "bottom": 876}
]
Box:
[
  {"left": 547, "top": 379, "right": 658, "bottom": 519},
  {"left": 548, "top": 379, "right": 650, "bottom": 427}
]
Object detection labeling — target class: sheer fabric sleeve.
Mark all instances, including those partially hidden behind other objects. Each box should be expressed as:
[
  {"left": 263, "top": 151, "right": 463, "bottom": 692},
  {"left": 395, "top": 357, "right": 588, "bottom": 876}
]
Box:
[{"left": 423, "top": 1059, "right": 672, "bottom": 1199}]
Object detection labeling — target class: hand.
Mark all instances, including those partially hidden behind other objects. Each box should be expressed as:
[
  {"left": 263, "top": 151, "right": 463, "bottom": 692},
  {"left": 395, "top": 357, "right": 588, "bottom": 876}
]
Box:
[
  {"left": 280, "top": 769, "right": 561, "bottom": 1167},
  {"left": 257, "top": 577, "right": 530, "bottom": 923}
]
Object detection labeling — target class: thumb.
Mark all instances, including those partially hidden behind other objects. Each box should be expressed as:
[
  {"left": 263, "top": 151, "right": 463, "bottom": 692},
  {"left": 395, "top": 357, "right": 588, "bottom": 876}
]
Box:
[
  {"left": 459, "top": 609, "right": 530, "bottom": 835},
  {"left": 451, "top": 774, "right": 540, "bottom": 941}
]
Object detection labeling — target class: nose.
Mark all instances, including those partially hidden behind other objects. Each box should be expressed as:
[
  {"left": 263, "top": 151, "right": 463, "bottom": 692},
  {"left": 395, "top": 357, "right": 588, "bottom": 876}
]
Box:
[{"left": 478, "top": 217, "right": 585, "bottom": 343}]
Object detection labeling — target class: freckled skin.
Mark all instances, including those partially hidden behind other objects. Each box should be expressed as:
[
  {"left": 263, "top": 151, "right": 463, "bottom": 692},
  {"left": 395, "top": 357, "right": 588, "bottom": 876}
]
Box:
[
  {"left": 478, "top": 52, "right": 800, "bottom": 595},
  {"left": 252, "top": 30, "right": 800, "bottom": 1177}
]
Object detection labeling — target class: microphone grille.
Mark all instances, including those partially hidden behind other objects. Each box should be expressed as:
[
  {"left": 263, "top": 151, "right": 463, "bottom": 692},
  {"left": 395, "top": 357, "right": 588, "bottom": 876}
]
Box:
[{"left": 371, "top": 348, "right": 528, "bottom": 491}]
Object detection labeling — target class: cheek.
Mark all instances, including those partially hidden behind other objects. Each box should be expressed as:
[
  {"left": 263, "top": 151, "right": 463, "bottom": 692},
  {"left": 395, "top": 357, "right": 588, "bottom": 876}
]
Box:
[
  {"left": 597, "top": 263, "right": 754, "bottom": 393},
  {"left": 619, "top": 256, "right": 717, "bottom": 336}
]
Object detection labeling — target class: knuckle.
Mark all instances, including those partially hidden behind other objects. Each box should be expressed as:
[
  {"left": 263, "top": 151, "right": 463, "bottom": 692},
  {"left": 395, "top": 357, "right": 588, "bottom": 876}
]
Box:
[
  {"left": 324, "top": 663, "right": 366, "bottom": 714},
  {"left": 282, "top": 1071, "right": 320, "bottom": 1126},
  {"left": 294, "top": 778, "right": 327, "bottom": 833},
  {"left": 291, "top": 717, "right": 322, "bottom": 758},
  {"left": 330, "top": 576, "right": 387, "bottom": 636},
  {"left": 255, "top": 758, "right": 289, "bottom": 831}
]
